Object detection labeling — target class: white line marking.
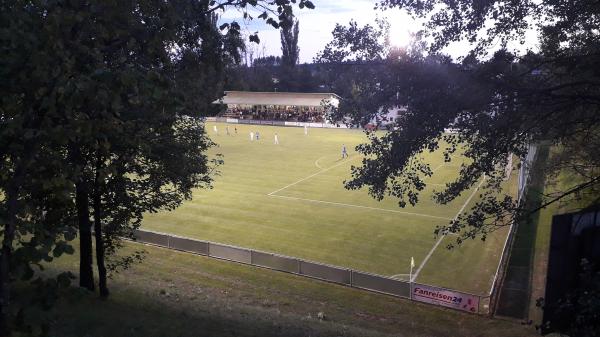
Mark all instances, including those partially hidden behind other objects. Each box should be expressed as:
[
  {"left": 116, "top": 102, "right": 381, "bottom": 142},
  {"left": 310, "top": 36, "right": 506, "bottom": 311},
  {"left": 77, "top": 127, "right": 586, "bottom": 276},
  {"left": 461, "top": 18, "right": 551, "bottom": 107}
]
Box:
[
  {"left": 431, "top": 155, "right": 455, "bottom": 173},
  {"left": 411, "top": 177, "right": 486, "bottom": 282},
  {"left": 432, "top": 162, "right": 446, "bottom": 172},
  {"left": 387, "top": 159, "right": 458, "bottom": 278},
  {"left": 269, "top": 194, "right": 452, "bottom": 220},
  {"left": 429, "top": 183, "right": 447, "bottom": 187},
  {"left": 391, "top": 273, "right": 410, "bottom": 278},
  {"left": 314, "top": 156, "right": 327, "bottom": 169},
  {"left": 268, "top": 156, "right": 358, "bottom": 196},
  {"left": 423, "top": 159, "right": 451, "bottom": 188}
]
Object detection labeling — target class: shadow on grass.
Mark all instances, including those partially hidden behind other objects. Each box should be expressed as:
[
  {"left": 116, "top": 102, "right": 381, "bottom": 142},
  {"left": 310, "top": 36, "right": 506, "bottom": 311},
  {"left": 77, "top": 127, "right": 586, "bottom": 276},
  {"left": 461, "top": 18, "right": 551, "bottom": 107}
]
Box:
[
  {"left": 16, "top": 238, "right": 533, "bottom": 337},
  {"left": 495, "top": 145, "right": 550, "bottom": 319},
  {"left": 16, "top": 282, "right": 382, "bottom": 337}
]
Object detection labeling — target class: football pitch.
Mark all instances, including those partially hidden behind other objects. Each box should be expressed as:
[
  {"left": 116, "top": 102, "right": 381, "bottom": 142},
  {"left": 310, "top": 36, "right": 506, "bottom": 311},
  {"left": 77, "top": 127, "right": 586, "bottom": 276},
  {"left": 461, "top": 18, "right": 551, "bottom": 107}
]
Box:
[{"left": 142, "top": 122, "right": 515, "bottom": 296}]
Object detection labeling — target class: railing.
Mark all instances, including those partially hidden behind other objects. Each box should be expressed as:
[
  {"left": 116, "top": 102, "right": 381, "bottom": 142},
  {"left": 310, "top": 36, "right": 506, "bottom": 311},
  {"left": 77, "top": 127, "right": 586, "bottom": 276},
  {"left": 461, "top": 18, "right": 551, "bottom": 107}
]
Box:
[{"left": 131, "top": 229, "right": 488, "bottom": 314}]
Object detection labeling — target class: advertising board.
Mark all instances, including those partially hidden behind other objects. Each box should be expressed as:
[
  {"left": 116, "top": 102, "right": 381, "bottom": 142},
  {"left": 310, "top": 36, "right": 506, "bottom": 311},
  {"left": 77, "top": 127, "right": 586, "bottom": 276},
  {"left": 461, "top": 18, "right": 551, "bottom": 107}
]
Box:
[{"left": 412, "top": 283, "right": 480, "bottom": 313}]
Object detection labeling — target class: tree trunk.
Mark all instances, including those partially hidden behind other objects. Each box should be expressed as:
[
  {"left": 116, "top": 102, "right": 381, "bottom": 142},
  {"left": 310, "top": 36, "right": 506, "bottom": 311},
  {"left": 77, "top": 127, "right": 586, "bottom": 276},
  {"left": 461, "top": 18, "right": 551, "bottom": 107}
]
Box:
[
  {"left": 93, "top": 208, "right": 108, "bottom": 298},
  {"left": 93, "top": 155, "right": 109, "bottom": 298},
  {"left": 0, "top": 174, "right": 22, "bottom": 336},
  {"left": 0, "top": 244, "right": 11, "bottom": 337},
  {"left": 76, "top": 181, "right": 95, "bottom": 291}
]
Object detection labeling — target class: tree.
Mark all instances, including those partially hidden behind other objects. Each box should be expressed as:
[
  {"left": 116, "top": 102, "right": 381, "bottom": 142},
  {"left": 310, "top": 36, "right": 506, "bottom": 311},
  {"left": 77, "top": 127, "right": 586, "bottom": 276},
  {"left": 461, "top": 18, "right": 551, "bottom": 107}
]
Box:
[
  {"left": 319, "top": 0, "right": 600, "bottom": 243},
  {"left": 320, "top": 1, "right": 600, "bottom": 334},
  {"left": 18, "top": 0, "right": 236, "bottom": 297},
  {"left": 1, "top": 0, "right": 314, "bottom": 334},
  {"left": 540, "top": 259, "right": 600, "bottom": 336},
  {"left": 281, "top": 18, "right": 300, "bottom": 68},
  {"left": 0, "top": 1, "right": 85, "bottom": 333},
  {"left": 315, "top": 19, "right": 393, "bottom": 126},
  {"left": 278, "top": 16, "right": 301, "bottom": 92},
  {"left": 316, "top": 19, "right": 390, "bottom": 63},
  {"left": 254, "top": 56, "right": 282, "bottom": 67}
]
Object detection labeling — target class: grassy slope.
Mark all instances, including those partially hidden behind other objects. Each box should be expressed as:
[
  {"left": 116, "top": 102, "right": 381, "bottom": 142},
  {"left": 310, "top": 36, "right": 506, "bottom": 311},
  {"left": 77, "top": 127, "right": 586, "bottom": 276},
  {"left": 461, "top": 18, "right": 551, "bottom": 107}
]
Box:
[
  {"left": 528, "top": 197, "right": 556, "bottom": 323},
  {"left": 527, "top": 145, "right": 598, "bottom": 322},
  {"left": 35, "top": 242, "right": 535, "bottom": 337},
  {"left": 142, "top": 123, "right": 512, "bottom": 295}
]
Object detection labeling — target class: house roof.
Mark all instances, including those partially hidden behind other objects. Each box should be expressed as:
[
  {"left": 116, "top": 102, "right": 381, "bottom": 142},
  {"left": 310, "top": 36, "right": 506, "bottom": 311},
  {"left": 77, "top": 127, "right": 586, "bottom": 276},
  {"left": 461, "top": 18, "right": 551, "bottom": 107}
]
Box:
[{"left": 214, "top": 91, "right": 340, "bottom": 107}]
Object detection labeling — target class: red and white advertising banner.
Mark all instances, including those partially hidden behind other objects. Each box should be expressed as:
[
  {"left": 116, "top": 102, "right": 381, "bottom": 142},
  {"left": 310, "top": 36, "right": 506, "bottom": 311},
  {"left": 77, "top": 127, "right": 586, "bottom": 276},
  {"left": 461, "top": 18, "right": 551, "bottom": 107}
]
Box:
[{"left": 411, "top": 283, "right": 480, "bottom": 313}]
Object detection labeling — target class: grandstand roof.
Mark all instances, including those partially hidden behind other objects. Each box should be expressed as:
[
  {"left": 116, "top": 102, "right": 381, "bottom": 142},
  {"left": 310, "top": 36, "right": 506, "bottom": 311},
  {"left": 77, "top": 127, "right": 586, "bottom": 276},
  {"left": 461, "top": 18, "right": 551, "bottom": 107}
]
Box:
[{"left": 214, "top": 91, "right": 340, "bottom": 107}]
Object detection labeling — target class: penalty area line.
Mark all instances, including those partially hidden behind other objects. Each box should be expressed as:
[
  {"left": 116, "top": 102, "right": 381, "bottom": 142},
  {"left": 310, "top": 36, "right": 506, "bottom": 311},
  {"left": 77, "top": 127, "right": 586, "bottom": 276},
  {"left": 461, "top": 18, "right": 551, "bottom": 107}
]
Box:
[
  {"left": 268, "top": 194, "right": 452, "bottom": 220},
  {"left": 410, "top": 177, "right": 486, "bottom": 282}
]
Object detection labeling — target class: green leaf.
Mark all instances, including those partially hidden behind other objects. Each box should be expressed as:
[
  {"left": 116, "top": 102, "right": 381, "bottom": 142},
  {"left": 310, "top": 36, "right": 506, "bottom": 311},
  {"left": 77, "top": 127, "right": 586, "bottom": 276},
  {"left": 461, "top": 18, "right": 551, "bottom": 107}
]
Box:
[
  {"left": 57, "top": 272, "right": 74, "bottom": 288},
  {"left": 303, "top": 0, "right": 315, "bottom": 9},
  {"left": 64, "top": 244, "right": 75, "bottom": 255},
  {"left": 266, "top": 18, "right": 279, "bottom": 29},
  {"left": 249, "top": 34, "right": 260, "bottom": 44},
  {"left": 22, "top": 265, "right": 34, "bottom": 281}
]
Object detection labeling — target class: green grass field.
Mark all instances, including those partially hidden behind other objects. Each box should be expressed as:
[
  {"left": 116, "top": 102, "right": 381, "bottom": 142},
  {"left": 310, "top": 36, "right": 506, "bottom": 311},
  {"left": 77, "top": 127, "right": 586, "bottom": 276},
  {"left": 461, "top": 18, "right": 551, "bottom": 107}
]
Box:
[{"left": 142, "top": 122, "right": 514, "bottom": 295}]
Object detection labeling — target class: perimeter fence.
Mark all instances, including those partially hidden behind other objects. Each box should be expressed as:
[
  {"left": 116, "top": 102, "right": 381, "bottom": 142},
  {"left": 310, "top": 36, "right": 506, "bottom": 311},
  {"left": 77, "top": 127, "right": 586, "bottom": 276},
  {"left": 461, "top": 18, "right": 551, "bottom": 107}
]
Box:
[
  {"left": 486, "top": 143, "right": 540, "bottom": 314},
  {"left": 132, "top": 229, "right": 489, "bottom": 315}
]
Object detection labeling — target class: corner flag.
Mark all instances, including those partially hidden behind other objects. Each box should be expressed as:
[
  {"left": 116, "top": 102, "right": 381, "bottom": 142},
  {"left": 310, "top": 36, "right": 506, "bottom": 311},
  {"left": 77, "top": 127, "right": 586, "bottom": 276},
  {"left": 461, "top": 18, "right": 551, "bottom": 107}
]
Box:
[{"left": 409, "top": 256, "right": 415, "bottom": 282}]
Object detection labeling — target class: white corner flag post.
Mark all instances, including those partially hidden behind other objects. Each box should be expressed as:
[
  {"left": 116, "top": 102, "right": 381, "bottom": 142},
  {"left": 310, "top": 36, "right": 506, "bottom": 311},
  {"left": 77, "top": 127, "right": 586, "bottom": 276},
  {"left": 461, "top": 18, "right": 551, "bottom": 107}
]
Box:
[{"left": 410, "top": 256, "right": 415, "bottom": 282}]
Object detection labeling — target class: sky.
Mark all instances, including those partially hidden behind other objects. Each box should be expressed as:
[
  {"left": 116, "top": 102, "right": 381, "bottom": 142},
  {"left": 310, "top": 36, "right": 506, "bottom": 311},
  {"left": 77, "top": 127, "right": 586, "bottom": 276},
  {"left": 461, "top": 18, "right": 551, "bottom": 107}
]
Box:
[
  {"left": 218, "top": 0, "right": 540, "bottom": 64},
  {"left": 219, "top": 0, "right": 417, "bottom": 64}
]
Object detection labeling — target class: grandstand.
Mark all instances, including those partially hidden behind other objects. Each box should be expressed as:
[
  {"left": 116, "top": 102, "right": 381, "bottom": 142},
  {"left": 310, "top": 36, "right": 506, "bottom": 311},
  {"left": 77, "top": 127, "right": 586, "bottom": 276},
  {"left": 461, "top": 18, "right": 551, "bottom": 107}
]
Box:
[{"left": 214, "top": 91, "right": 340, "bottom": 123}]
